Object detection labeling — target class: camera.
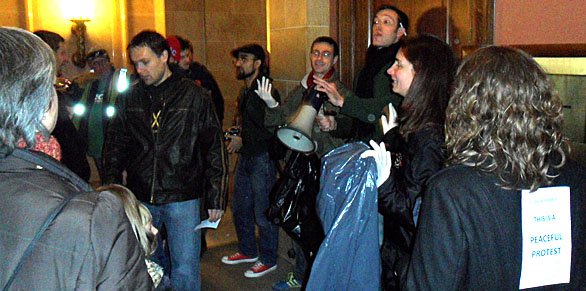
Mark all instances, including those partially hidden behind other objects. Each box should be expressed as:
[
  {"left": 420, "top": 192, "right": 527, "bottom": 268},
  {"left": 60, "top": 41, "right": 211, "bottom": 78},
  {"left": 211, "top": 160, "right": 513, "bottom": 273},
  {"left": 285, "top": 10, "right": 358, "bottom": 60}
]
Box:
[{"left": 223, "top": 127, "right": 241, "bottom": 141}]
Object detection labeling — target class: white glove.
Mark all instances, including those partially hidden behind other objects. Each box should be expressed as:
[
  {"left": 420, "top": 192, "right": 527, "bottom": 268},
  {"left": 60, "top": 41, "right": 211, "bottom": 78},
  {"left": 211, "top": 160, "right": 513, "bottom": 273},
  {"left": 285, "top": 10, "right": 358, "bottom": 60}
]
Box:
[
  {"left": 381, "top": 103, "right": 398, "bottom": 135},
  {"left": 360, "top": 140, "right": 392, "bottom": 187},
  {"left": 255, "top": 76, "right": 278, "bottom": 108}
]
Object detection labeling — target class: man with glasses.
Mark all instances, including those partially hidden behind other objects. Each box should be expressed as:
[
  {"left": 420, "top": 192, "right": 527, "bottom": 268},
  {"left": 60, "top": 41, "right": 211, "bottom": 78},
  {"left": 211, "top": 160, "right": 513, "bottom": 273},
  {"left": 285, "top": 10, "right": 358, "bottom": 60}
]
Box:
[
  {"left": 259, "top": 36, "right": 352, "bottom": 290},
  {"left": 72, "top": 49, "right": 129, "bottom": 182},
  {"left": 262, "top": 36, "right": 351, "bottom": 157},
  {"left": 310, "top": 6, "right": 409, "bottom": 290},
  {"left": 314, "top": 5, "right": 409, "bottom": 143},
  {"left": 221, "top": 44, "right": 281, "bottom": 278}
]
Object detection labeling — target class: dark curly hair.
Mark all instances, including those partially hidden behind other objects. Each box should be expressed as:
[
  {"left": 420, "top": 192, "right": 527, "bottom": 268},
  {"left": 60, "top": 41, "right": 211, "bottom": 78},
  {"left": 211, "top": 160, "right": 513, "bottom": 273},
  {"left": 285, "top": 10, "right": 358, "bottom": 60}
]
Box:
[{"left": 446, "top": 46, "right": 568, "bottom": 191}]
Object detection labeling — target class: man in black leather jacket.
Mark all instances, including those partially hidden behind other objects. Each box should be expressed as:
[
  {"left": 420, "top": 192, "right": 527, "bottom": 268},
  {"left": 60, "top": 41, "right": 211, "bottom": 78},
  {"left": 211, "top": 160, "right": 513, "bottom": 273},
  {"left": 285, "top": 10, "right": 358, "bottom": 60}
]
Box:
[{"left": 103, "top": 30, "right": 228, "bottom": 290}]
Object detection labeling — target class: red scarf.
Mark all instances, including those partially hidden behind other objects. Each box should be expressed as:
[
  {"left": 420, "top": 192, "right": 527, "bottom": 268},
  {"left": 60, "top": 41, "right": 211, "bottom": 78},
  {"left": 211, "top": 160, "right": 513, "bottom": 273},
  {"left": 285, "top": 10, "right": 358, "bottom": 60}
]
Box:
[
  {"left": 307, "top": 68, "right": 335, "bottom": 89},
  {"left": 17, "top": 133, "right": 62, "bottom": 161}
]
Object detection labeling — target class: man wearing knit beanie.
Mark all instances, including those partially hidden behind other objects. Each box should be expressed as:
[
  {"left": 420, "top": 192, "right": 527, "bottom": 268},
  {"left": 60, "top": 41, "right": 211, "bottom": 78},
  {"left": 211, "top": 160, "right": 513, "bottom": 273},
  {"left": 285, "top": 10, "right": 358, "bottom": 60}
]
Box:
[
  {"left": 166, "top": 35, "right": 182, "bottom": 63},
  {"left": 166, "top": 35, "right": 225, "bottom": 124}
]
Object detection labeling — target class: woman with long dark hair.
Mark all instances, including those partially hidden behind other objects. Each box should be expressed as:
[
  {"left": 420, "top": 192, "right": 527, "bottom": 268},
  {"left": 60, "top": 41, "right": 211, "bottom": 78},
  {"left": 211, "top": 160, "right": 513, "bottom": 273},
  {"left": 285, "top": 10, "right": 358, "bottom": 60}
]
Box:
[{"left": 369, "top": 34, "right": 457, "bottom": 290}]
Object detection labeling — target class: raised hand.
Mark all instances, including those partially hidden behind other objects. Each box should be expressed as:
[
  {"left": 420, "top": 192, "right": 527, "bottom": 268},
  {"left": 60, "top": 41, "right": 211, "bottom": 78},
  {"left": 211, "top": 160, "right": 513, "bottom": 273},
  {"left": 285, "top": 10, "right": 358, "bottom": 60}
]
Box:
[
  {"left": 381, "top": 103, "right": 399, "bottom": 134},
  {"left": 313, "top": 76, "right": 344, "bottom": 107},
  {"left": 255, "top": 76, "right": 278, "bottom": 108}
]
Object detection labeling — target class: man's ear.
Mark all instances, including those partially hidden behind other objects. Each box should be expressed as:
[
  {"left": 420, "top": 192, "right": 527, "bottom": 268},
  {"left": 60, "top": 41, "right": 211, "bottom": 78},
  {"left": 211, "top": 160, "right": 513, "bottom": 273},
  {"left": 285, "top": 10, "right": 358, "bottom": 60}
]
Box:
[
  {"left": 396, "top": 27, "right": 407, "bottom": 41},
  {"left": 161, "top": 50, "right": 169, "bottom": 62},
  {"left": 333, "top": 55, "right": 339, "bottom": 65},
  {"left": 254, "top": 59, "right": 262, "bottom": 70}
]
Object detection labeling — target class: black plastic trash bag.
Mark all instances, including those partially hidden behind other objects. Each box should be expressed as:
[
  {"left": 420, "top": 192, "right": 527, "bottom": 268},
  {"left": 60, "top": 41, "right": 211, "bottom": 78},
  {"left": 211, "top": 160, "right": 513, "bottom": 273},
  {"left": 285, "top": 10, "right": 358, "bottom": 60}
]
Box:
[{"left": 265, "top": 151, "right": 324, "bottom": 254}]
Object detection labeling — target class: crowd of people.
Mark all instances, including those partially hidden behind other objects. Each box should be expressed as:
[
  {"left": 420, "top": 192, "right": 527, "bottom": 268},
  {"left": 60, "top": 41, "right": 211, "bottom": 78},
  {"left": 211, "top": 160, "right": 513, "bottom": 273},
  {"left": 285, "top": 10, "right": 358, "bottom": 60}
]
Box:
[{"left": 1, "top": 3, "right": 585, "bottom": 291}]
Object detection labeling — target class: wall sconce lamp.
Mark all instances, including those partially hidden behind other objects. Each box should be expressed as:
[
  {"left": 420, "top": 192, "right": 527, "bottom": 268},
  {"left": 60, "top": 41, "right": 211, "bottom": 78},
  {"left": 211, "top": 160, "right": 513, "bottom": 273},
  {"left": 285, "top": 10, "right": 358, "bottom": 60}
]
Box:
[
  {"left": 62, "top": 0, "right": 94, "bottom": 68},
  {"left": 70, "top": 19, "right": 90, "bottom": 68}
]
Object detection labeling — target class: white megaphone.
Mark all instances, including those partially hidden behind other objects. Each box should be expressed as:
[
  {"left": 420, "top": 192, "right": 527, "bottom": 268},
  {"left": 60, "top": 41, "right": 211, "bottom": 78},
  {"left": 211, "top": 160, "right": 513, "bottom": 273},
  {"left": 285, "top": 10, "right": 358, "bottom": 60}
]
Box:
[{"left": 276, "top": 87, "right": 324, "bottom": 153}]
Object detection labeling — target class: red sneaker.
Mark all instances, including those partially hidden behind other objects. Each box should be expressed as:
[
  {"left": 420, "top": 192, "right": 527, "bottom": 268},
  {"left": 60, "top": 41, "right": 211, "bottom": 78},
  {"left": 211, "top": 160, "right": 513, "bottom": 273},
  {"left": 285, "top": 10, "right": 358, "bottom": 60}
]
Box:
[
  {"left": 244, "top": 261, "right": 277, "bottom": 278},
  {"left": 221, "top": 252, "right": 258, "bottom": 265}
]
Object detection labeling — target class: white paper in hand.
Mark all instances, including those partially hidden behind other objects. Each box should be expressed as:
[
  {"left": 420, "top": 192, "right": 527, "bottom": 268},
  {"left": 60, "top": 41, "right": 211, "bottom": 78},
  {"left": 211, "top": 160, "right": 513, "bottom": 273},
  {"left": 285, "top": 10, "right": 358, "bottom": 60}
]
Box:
[{"left": 194, "top": 218, "right": 222, "bottom": 231}]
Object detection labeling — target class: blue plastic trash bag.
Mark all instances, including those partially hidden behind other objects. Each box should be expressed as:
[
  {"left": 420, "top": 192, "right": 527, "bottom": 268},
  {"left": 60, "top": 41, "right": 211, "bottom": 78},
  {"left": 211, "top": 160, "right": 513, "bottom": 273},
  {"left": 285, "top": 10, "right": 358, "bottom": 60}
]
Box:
[{"left": 306, "top": 142, "right": 381, "bottom": 290}]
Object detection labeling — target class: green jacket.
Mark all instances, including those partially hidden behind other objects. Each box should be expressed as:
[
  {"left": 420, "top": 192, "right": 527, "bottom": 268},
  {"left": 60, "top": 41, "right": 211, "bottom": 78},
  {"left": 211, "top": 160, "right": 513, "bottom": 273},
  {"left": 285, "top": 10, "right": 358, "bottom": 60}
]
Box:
[
  {"left": 264, "top": 73, "right": 350, "bottom": 157},
  {"left": 337, "top": 62, "right": 402, "bottom": 142}
]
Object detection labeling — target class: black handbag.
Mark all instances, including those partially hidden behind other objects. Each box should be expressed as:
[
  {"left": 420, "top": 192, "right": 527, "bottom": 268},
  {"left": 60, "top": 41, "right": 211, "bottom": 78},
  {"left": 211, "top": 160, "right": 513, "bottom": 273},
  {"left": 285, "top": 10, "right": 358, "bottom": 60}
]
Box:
[{"left": 267, "top": 130, "right": 288, "bottom": 161}]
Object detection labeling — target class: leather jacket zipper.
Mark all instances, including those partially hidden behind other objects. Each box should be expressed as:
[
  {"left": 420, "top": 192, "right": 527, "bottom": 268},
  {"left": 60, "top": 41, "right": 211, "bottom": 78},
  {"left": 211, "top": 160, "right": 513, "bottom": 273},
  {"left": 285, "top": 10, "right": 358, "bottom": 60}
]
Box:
[
  {"left": 149, "top": 94, "right": 164, "bottom": 204},
  {"left": 150, "top": 139, "right": 157, "bottom": 204}
]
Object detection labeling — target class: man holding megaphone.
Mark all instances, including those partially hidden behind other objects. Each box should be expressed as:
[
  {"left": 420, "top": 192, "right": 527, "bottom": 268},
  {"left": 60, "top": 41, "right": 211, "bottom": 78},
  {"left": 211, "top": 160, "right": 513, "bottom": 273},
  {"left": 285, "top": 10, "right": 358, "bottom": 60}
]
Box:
[
  {"left": 259, "top": 36, "right": 353, "bottom": 290},
  {"left": 261, "top": 36, "right": 353, "bottom": 157}
]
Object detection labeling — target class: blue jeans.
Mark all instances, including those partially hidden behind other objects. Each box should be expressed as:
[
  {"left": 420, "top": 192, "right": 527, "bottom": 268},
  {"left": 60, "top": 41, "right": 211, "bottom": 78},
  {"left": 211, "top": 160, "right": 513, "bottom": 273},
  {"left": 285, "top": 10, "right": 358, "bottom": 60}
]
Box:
[
  {"left": 146, "top": 199, "right": 201, "bottom": 291},
  {"left": 233, "top": 152, "right": 279, "bottom": 265}
]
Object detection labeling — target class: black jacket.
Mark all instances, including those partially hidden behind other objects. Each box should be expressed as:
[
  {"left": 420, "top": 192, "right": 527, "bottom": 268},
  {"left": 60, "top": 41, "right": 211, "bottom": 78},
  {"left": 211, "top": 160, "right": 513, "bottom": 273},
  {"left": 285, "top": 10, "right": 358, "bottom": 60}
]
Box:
[
  {"left": 52, "top": 91, "right": 91, "bottom": 181},
  {"left": 185, "top": 62, "right": 225, "bottom": 124},
  {"left": 103, "top": 73, "right": 228, "bottom": 210},
  {"left": 406, "top": 160, "right": 586, "bottom": 290},
  {"left": 378, "top": 124, "right": 445, "bottom": 290},
  {"left": 0, "top": 149, "right": 152, "bottom": 289},
  {"left": 236, "top": 75, "right": 281, "bottom": 157},
  {"left": 170, "top": 62, "right": 225, "bottom": 124}
]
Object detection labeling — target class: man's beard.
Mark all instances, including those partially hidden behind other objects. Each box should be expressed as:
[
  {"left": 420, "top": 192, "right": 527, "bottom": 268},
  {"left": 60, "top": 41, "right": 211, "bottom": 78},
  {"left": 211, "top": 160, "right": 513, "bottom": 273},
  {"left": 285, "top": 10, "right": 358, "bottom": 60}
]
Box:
[{"left": 237, "top": 69, "right": 255, "bottom": 80}]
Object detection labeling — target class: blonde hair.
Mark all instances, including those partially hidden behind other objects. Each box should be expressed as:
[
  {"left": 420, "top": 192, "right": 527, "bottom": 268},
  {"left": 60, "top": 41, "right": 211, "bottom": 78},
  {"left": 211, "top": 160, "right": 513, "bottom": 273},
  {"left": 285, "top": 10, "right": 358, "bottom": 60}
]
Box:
[{"left": 98, "top": 184, "right": 158, "bottom": 256}]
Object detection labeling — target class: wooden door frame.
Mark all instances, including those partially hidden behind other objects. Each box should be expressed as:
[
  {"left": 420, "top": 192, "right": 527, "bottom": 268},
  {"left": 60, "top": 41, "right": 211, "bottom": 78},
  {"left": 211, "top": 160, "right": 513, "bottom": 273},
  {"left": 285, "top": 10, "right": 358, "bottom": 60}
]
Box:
[
  {"left": 330, "top": 0, "right": 496, "bottom": 87},
  {"left": 330, "top": 0, "right": 373, "bottom": 89}
]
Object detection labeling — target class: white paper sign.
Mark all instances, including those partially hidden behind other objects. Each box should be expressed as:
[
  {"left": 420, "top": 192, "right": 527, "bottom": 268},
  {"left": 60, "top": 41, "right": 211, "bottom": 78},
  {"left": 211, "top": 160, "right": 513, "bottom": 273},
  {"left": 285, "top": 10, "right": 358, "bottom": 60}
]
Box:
[
  {"left": 194, "top": 218, "right": 222, "bottom": 231},
  {"left": 519, "top": 186, "right": 572, "bottom": 289}
]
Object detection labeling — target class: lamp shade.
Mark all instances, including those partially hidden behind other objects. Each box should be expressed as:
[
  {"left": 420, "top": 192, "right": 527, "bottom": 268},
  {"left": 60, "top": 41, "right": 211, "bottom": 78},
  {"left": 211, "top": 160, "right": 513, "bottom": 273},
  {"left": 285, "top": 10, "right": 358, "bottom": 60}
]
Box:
[{"left": 61, "top": 0, "right": 94, "bottom": 20}]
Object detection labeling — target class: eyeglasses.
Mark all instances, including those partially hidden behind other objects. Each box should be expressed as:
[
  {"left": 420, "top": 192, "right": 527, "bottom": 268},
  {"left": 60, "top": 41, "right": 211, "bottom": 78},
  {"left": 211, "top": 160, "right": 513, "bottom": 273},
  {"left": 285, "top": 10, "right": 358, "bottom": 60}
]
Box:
[
  {"left": 233, "top": 56, "right": 257, "bottom": 64},
  {"left": 311, "top": 50, "right": 333, "bottom": 58}
]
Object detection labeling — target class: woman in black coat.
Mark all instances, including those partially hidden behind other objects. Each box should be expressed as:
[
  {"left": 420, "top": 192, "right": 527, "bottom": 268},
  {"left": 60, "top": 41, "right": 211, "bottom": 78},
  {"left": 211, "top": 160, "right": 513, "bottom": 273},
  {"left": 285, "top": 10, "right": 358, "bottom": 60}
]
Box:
[
  {"left": 373, "top": 35, "right": 457, "bottom": 290},
  {"left": 406, "top": 46, "right": 586, "bottom": 290}
]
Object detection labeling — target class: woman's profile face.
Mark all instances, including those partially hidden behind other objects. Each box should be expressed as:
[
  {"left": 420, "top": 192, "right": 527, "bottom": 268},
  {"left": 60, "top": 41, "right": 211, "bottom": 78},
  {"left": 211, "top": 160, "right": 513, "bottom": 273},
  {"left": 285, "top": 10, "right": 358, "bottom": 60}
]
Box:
[{"left": 387, "top": 48, "right": 415, "bottom": 97}]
